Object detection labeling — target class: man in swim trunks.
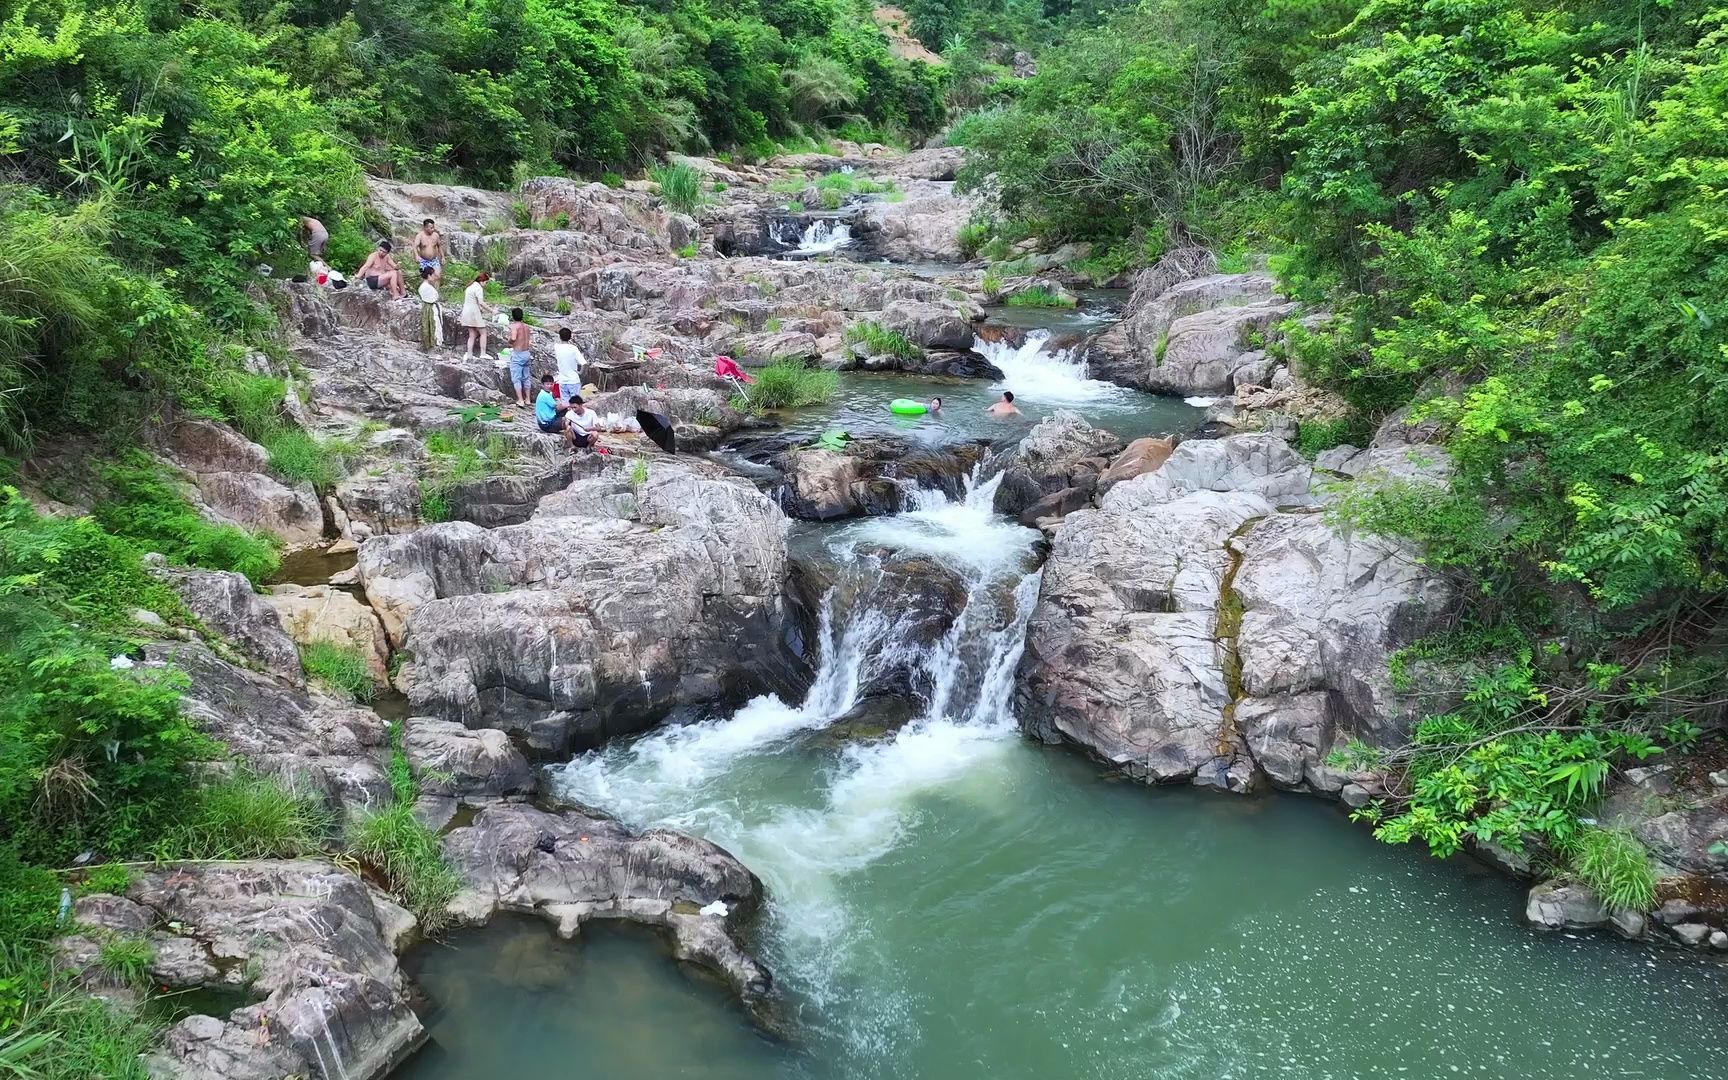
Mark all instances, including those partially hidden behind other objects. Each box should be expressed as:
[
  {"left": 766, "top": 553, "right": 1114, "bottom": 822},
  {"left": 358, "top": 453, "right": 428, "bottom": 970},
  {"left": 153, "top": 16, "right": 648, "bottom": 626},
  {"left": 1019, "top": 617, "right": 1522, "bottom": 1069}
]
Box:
[
  {"left": 985, "top": 390, "right": 1020, "bottom": 416},
  {"left": 355, "top": 240, "right": 406, "bottom": 299},
  {"left": 414, "top": 218, "right": 445, "bottom": 285}
]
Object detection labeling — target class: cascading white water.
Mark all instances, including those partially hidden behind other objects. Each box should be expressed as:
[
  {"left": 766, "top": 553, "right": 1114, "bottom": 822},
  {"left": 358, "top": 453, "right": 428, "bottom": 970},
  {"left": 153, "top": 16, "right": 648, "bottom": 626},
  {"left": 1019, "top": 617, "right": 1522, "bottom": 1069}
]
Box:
[
  {"left": 972, "top": 329, "right": 1130, "bottom": 406},
  {"left": 550, "top": 472, "right": 1043, "bottom": 1014},
  {"left": 797, "top": 220, "right": 852, "bottom": 253}
]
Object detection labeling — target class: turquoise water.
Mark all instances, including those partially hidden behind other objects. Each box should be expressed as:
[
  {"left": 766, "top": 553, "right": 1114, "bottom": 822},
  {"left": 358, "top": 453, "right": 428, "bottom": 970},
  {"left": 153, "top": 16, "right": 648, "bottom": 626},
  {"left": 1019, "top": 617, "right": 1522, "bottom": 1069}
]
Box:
[
  {"left": 401, "top": 754, "right": 1728, "bottom": 1080},
  {"left": 398, "top": 487, "right": 1728, "bottom": 1080}
]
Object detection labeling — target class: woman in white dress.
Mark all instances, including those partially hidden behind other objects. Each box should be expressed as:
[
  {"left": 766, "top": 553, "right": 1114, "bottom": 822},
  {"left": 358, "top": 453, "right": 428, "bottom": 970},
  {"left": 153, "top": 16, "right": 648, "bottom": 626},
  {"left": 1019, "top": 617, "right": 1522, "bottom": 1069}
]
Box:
[{"left": 460, "top": 272, "right": 493, "bottom": 359}]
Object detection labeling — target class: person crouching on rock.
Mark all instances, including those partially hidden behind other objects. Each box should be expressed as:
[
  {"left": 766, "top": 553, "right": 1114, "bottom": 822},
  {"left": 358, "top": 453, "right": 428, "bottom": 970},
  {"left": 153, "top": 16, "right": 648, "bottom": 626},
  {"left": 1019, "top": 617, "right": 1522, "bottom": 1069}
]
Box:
[
  {"left": 535, "top": 375, "right": 570, "bottom": 438},
  {"left": 564, "top": 394, "right": 597, "bottom": 451}
]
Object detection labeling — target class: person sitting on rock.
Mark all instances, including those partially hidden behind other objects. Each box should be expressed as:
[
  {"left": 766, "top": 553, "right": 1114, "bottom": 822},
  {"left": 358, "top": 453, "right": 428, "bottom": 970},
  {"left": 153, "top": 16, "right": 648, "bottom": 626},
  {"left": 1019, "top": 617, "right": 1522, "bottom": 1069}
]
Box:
[
  {"left": 985, "top": 390, "right": 1020, "bottom": 416},
  {"left": 564, "top": 394, "right": 598, "bottom": 451},
  {"left": 355, "top": 240, "right": 405, "bottom": 299},
  {"left": 534, "top": 374, "right": 570, "bottom": 439}
]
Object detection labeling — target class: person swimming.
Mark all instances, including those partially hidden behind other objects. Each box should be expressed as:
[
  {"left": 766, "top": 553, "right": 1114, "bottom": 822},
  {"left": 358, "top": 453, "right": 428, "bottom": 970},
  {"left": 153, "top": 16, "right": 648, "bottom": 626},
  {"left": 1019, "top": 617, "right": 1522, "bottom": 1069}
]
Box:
[
  {"left": 985, "top": 391, "right": 1019, "bottom": 416},
  {"left": 928, "top": 396, "right": 942, "bottom": 412}
]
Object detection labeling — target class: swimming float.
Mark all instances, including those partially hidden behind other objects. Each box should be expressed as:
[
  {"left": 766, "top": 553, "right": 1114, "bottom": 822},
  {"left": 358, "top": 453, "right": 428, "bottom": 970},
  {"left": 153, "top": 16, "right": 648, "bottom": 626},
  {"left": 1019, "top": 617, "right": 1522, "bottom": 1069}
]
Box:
[{"left": 888, "top": 398, "right": 928, "bottom": 416}]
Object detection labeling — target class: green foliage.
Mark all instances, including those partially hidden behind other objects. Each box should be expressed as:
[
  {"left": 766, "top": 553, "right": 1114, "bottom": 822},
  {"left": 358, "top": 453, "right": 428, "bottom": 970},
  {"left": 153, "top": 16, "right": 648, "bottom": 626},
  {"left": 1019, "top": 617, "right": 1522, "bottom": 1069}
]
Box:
[
  {"left": 957, "top": 220, "right": 991, "bottom": 259},
  {"left": 842, "top": 320, "right": 922, "bottom": 360},
  {"left": 300, "top": 641, "right": 375, "bottom": 703},
  {"left": 813, "top": 429, "right": 850, "bottom": 451},
  {"left": 650, "top": 164, "right": 705, "bottom": 214},
  {"left": 93, "top": 456, "right": 281, "bottom": 584},
  {"left": 77, "top": 863, "right": 130, "bottom": 897},
  {"left": 160, "top": 770, "right": 327, "bottom": 861},
  {"left": 419, "top": 425, "right": 516, "bottom": 521},
  {"left": 740, "top": 360, "right": 839, "bottom": 411},
  {"left": 600, "top": 172, "right": 626, "bottom": 189},
  {"left": 628, "top": 457, "right": 649, "bottom": 489},
  {"left": 675, "top": 243, "right": 699, "bottom": 259},
  {"left": 1566, "top": 827, "right": 1658, "bottom": 912},
  {"left": 1004, "top": 286, "right": 1075, "bottom": 309},
  {"left": 510, "top": 200, "right": 532, "bottom": 229},
  {"left": 346, "top": 722, "right": 459, "bottom": 934},
  {"left": 1296, "top": 417, "right": 1359, "bottom": 459},
  {"left": 0, "top": 944, "right": 155, "bottom": 1080},
  {"left": 259, "top": 429, "right": 353, "bottom": 494}
]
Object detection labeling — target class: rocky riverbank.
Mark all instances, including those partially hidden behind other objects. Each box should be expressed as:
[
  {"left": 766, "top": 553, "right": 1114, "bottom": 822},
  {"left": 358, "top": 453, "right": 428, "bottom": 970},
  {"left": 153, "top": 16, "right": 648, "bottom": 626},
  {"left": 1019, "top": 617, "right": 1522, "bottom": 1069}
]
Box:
[{"left": 22, "top": 140, "right": 1728, "bottom": 1080}]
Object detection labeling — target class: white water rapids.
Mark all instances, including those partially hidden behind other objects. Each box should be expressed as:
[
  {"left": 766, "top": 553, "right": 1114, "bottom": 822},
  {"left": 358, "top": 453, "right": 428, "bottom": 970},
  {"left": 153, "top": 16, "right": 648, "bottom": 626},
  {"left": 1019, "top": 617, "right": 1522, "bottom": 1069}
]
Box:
[
  {"left": 551, "top": 473, "right": 1042, "bottom": 1018},
  {"left": 972, "top": 329, "right": 1131, "bottom": 407}
]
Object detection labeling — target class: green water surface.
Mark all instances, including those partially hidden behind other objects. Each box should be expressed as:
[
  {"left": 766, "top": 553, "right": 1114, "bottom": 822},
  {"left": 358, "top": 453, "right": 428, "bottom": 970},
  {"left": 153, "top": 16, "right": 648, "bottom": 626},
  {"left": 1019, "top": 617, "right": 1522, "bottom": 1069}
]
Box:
[{"left": 397, "top": 742, "right": 1728, "bottom": 1080}]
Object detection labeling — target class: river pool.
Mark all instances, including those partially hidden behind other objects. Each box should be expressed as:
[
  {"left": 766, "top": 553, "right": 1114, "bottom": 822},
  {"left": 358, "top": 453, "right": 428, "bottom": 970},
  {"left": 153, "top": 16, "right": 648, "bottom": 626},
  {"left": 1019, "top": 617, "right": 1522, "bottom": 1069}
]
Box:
[{"left": 397, "top": 482, "right": 1728, "bottom": 1080}]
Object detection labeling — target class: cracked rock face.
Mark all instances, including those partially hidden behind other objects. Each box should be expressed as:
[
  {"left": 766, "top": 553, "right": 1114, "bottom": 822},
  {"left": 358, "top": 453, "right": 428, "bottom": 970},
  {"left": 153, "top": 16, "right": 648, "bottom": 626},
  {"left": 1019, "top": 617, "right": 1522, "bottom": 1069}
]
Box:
[
  {"left": 60, "top": 861, "right": 423, "bottom": 1080},
  {"left": 1017, "top": 433, "right": 1454, "bottom": 795}
]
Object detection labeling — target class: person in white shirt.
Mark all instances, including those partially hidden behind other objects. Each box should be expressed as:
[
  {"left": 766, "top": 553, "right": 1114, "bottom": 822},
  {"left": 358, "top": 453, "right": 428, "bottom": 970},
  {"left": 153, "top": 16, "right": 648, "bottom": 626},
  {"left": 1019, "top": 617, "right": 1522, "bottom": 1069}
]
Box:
[
  {"left": 553, "top": 327, "right": 586, "bottom": 397},
  {"left": 564, "top": 394, "right": 597, "bottom": 450}
]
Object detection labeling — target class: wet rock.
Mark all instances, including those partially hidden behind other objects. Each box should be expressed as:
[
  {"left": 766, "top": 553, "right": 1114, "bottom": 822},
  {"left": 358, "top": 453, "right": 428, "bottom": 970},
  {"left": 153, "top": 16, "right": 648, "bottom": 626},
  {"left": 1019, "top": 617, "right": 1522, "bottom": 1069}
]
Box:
[
  {"left": 141, "top": 640, "right": 392, "bottom": 815},
  {"left": 150, "top": 563, "right": 304, "bottom": 684},
  {"left": 1526, "top": 881, "right": 1608, "bottom": 930},
  {"left": 265, "top": 583, "right": 391, "bottom": 686},
  {"left": 991, "top": 411, "right": 1123, "bottom": 520},
  {"left": 1611, "top": 908, "right": 1648, "bottom": 939},
  {"left": 441, "top": 803, "right": 771, "bottom": 1006},
  {"left": 766, "top": 437, "right": 990, "bottom": 521},
  {"left": 401, "top": 718, "right": 534, "bottom": 798},
  {"left": 1091, "top": 271, "right": 1294, "bottom": 393},
  {"left": 1672, "top": 922, "right": 1712, "bottom": 947}
]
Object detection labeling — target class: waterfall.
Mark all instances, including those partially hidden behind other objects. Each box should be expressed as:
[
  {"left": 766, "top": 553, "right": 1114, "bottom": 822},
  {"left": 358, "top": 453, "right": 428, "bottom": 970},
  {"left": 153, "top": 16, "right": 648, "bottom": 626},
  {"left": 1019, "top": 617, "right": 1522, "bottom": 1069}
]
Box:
[
  {"left": 797, "top": 220, "right": 852, "bottom": 253},
  {"left": 971, "top": 329, "right": 1128, "bottom": 406}
]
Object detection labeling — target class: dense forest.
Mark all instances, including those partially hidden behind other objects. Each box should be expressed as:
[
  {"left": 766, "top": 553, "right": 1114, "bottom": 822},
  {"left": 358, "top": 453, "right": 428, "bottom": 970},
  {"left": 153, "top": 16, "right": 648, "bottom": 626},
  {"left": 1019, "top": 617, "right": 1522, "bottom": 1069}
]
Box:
[{"left": 1, "top": 0, "right": 1726, "bottom": 1070}]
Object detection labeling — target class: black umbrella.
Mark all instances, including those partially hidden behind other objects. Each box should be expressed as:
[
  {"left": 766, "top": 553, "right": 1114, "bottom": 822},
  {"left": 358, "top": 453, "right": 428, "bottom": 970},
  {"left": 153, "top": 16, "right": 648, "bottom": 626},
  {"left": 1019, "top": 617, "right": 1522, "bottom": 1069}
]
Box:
[{"left": 636, "top": 409, "right": 677, "bottom": 454}]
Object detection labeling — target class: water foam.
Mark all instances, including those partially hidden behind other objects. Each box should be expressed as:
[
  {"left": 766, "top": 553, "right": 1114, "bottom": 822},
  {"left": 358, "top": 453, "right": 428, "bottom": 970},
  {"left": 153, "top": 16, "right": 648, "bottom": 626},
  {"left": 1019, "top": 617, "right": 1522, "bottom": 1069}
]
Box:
[
  {"left": 972, "top": 329, "right": 1129, "bottom": 406},
  {"left": 798, "top": 220, "right": 853, "bottom": 253}
]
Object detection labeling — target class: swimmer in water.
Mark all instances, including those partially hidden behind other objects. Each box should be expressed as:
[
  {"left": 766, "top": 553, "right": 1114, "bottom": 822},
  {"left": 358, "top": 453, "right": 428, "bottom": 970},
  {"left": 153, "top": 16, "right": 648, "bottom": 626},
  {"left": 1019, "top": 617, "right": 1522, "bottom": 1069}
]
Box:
[
  {"left": 985, "top": 390, "right": 1020, "bottom": 416},
  {"left": 928, "top": 396, "right": 942, "bottom": 412}
]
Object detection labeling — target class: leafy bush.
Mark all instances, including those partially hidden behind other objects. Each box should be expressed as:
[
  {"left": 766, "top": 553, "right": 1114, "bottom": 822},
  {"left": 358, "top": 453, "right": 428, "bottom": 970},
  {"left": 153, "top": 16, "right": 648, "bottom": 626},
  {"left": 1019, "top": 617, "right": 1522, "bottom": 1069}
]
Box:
[
  {"left": 741, "top": 360, "right": 839, "bottom": 411},
  {"left": 301, "top": 641, "right": 376, "bottom": 702},
  {"left": 842, "top": 321, "right": 922, "bottom": 360},
  {"left": 94, "top": 456, "right": 281, "bottom": 584},
  {"left": 1005, "top": 286, "right": 1076, "bottom": 309},
  {"left": 1296, "top": 417, "right": 1358, "bottom": 458},
  {"left": 0, "top": 944, "right": 157, "bottom": 1080},
  {"left": 650, "top": 163, "right": 704, "bottom": 214},
  {"left": 957, "top": 221, "right": 991, "bottom": 259}
]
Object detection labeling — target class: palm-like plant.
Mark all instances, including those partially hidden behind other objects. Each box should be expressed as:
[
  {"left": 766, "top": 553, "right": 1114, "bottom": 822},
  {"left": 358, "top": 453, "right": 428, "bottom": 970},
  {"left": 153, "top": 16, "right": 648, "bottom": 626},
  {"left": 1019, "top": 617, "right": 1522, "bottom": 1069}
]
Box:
[{"left": 785, "top": 55, "right": 860, "bottom": 126}]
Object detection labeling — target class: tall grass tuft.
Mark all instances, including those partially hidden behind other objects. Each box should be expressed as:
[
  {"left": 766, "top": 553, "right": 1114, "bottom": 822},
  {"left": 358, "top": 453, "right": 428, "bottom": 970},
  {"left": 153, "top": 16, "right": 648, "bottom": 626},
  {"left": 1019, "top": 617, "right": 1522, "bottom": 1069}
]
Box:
[
  {"left": 743, "top": 360, "right": 839, "bottom": 411},
  {"left": 301, "top": 640, "right": 376, "bottom": 702},
  {"left": 842, "top": 320, "right": 922, "bottom": 360},
  {"left": 650, "top": 163, "right": 704, "bottom": 214},
  {"left": 1005, "top": 286, "right": 1077, "bottom": 309},
  {"left": 347, "top": 804, "right": 462, "bottom": 934},
  {"left": 0, "top": 943, "right": 157, "bottom": 1080},
  {"left": 162, "top": 770, "right": 330, "bottom": 860},
  {"left": 1567, "top": 827, "right": 1658, "bottom": 911}
]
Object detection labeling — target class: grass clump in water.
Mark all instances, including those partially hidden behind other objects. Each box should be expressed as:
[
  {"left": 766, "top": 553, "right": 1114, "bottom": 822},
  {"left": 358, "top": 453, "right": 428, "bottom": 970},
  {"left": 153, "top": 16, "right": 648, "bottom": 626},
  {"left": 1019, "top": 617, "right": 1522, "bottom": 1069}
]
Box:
[
  {"left": 739, "top": 359, "right": 838, "bottom": 411},
  {"left": 842, "top": 320, "right": 921, "bottom": 360},
  {"left": 1005, "top": 286, "right": 1076, "bottom": 309},
  {"left": 300, "top": 640, "right": 375, "bottom": 702}
]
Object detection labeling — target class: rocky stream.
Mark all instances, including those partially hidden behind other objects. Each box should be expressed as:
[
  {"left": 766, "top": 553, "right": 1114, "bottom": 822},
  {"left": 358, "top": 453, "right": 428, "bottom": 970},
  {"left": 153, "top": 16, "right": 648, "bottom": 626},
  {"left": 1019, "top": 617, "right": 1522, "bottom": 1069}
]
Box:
[{"left": 38, "top": 144, "right": 1728, "bottom": 1079}]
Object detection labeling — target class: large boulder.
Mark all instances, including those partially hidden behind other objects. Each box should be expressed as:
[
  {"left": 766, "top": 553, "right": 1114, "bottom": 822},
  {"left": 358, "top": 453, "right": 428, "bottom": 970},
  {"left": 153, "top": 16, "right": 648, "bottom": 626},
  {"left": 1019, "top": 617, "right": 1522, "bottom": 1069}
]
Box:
[
  {"left": 1016, "top": 490, "right": 1273, "bottom": 790},
  {"left": 857, "top": 180, "right": 975, "bottom": 262},
  {"left": 265, "top": 583, "right": 392, "bottom": 687},
  {"left": 1019, "top": 432, "right": 1454, "bottom": 796},
  {"left": 1089, "top": 271, "right": 1296, "bottom": 393},
  {"left": 74, "top": 860, "right": 423, "bottom": 1080},
  {"left": 440, "top": 803, "right": 770, "bottom": 1006},
  {"left": 401, "top": 718, "right": 534, "bottom": 799},
  {"left": 360, "top": 469, "right": 794, "bottom": 754},
  {"left": 141, "top": 640, "right": 392, "bottom": 814},
  {"left": 150, "top": 562, "right": 304, "bottom": 683},
  {"left": 159, "top": 419, "right": 324, "bottom": 549},
  {"left": 875, "top": 300, "right": 979, "bottom": 350},
  {"left": 990, "top": 410, "right": 1124, "bottom": 521}
]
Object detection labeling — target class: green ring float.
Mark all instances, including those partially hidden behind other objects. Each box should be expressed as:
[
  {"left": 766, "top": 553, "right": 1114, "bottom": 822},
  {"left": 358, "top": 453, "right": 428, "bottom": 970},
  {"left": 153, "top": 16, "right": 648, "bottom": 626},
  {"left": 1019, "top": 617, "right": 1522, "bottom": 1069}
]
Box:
[{"left": 889, "top": 398, "right": 928, "bottom": 416}]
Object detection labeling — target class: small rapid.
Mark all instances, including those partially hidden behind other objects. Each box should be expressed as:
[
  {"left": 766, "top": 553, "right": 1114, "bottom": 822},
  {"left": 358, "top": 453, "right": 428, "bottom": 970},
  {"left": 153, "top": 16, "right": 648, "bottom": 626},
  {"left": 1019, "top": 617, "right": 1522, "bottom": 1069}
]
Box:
[{"left": 973, "top": 329, "right": 1133, "bottom": 406}]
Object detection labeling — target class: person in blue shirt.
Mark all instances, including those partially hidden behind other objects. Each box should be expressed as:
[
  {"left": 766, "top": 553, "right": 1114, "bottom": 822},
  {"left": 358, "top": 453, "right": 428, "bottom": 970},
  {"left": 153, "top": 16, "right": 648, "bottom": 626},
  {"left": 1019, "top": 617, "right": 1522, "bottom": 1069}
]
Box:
[{"left": 534, "top": 375, "right": 569, "bottom": 443}]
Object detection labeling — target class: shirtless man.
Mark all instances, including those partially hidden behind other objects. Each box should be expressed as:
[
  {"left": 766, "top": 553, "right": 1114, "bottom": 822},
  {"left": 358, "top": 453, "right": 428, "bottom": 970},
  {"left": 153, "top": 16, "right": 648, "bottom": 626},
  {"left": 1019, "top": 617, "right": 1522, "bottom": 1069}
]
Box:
[
  {"left": 355, "top": 240, "right": 406, "bottom": 299},
  {"left": 985, "top": 390, "right": 1020, "bottom": 416},
  {"left": 300, "top": 215, "right": 328, "bottom": 258},
  {"left": 413, "top": 218, "right": 445, "bottom": 285}
]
